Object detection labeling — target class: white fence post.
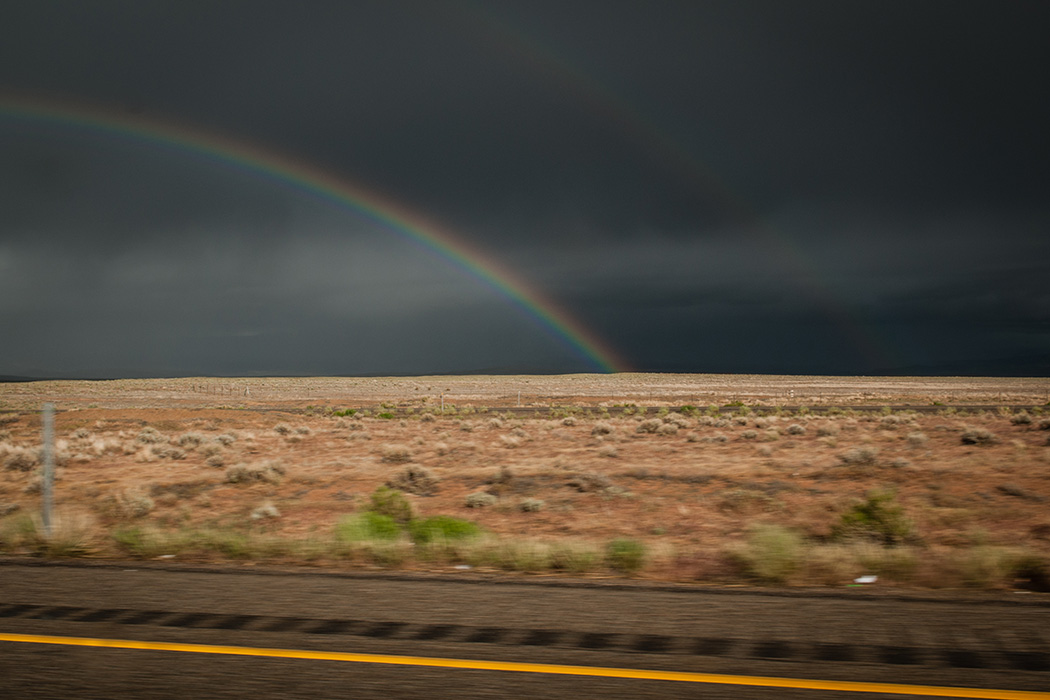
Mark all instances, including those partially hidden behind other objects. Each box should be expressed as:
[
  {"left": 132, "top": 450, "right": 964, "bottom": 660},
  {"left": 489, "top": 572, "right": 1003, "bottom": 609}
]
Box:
[{"left": 41, "top": 403, "right": 54, "bottom": 537}]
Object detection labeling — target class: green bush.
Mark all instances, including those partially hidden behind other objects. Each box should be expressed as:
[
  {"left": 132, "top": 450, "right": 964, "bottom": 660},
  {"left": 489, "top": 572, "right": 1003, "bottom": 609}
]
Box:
[
  {"left": 409, "top": 516, "right": 481, "bottom": 545},
  {"left": 606, "top": 538, "right": 646, "bottom": 574},
  {"left": 336, "top": 512, "right": 403, "bottom": 542},
  {"left": 368, "top": 486, "right": 414, "bottom": 523},
  {"left": 832, "top": 490, "right": 914, "bottom": 545}
]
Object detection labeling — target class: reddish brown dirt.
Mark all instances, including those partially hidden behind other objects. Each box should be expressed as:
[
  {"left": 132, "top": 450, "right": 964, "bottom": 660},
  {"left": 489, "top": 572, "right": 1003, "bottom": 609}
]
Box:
[{"left": 1, "top": 375, "right": 1049, "bottom": 584}]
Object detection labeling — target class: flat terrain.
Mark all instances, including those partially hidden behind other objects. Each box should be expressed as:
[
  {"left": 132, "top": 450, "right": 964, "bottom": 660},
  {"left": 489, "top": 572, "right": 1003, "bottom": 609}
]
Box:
[
  {"left": 1, "top": 563, "right": 1048, "bottom": 699},
  {"left": 1, "top": 373, "right": 1048, "bottom": 410},
  {"left": 1, "top": 374, "right": 1049, "bottom": 590}
]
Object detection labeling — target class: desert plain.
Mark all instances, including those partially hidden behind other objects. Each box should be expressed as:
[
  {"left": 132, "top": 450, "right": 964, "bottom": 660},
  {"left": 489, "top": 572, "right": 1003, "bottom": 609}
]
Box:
[{"left": 1, "top": 374, "right": 1049, "bottom": 591}]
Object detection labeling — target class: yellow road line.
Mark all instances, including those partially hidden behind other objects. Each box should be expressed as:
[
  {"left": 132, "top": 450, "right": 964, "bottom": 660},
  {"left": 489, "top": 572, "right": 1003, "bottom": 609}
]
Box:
[{"left": 0, "top": 632, "right": 1047, "bottom": 699}]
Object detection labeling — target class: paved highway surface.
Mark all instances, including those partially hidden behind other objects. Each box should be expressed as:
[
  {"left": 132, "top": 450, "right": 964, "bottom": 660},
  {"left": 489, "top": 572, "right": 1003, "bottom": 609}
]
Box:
[{"left": 1, "top": 562, "right": 1048, "bottom": 699}]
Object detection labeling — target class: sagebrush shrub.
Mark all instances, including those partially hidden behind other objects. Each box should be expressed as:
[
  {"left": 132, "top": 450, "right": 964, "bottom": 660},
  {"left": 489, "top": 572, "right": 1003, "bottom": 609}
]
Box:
[
  {"left": 225, "top": 460, "right": 285, "bottom": 485},
  {"left": 566, "top": 471, "right": 613, "bottom": 493},
  {"left": 136, "top": 427, "right": 166, "bottom": 444},
  {"left": 250, "top": 502, "right": 281, "bottom": 520},
  {"left": 177, "top": 432, "right": 204, "bottom": 447},
  {"left": 386, "top": 465, "right": 439, "bottom": 495},
  {"left": 961, "top": 427, "right": 997, "bottom": 445},
  {"left": 1011, "top": 412, "right": 1032, "bottom": 426},
  {"left": 519, "top": 498, "right": 545, "bottom": 512},
  {"left": 907, "top": 431, "right": 928, "bottom": 447},
  {"left": 838, "top": 446, "right": 879, "bottom": 466},
  {"left": 636, "top": 418, "right": 662, "bottom": 434},
  {"left": 3, "top": 447, "right": 37, "bottom": 472},
  {"left": 465, "top": 491, "right": 498, "bottom": 508},
  {"left": 816, "top": 423, "right": 840, "bottom": 437},
  {"left": 380, "top": 444, "right": 413, "bottom": 463},
  {"left": 117, "top": 489, "right": 155, "bottom": 518}
]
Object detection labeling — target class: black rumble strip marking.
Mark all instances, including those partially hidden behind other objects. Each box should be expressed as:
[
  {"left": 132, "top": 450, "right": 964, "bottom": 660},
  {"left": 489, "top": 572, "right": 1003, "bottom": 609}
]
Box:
[
  {"left": 693, "top": 637, "right": 733, "bottom": 657},
  {"left": 634, "top": 635, "right": 672, "bottom": 653},
  {"left": 27, "top": 606, "right": 87, "bottom": 621},
  {"left": 163, "top": 613, "right": 216, "bottom": 628},
  {"left": 1003, "top": 651, "right": 1048, "bottom": 672},
  {"left": 412, "top": 624, "right": 457, "bottom": 641},
  {"left": 308, "top": 619, "right": 359, "bottom": 636},
  {"left": 814, "top": 643, "right": 855, "bottom": 663},
  {"left": 75, "top": 609, "right": 123, "bottom": 623},
  {"left": 207, "top": 615, "right": 261, "bottom": 631},
  {"left": 362, "top": 621, "right": 405, "bottom": 639},
  {"left": 521, "top": 629, "right": 561, "bottom": 647},
  {"left": 465, "top": 627, "right": 506, "bottom": 644},
  {"left": 261, "top": 617, "right": 310, "bottom": 633},
  {"left": 5, "top": 603, "right": 1047, "bottom": 673},
  {"left": 754, "top": 640, "right": 793, "bottom": 659},
  {"left": 0, "top": 604, "right": 39, "bottom": 617},
  {"left": 943, "top": 648, "right": 986, "bottom": 669},
  {"left": 880, "top": 646, "right": 922, "bottom": 665},
  {"left": 577, "top": 632, "right": 617, "bottom": 650},
  {"left": 122, "top": 611, "right": 170, "bottom": 625}
]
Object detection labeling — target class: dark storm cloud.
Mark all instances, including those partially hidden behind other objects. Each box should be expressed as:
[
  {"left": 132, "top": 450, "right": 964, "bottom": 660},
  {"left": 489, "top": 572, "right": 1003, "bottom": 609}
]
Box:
[{"left": 1, "top": 1, "right": 1048, "bottom": 377}]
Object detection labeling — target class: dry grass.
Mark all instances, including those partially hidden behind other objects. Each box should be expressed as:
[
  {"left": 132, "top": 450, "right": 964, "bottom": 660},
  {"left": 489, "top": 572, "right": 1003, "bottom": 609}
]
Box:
[{"left": 0, "top": 377, "right": 1047, "bottom": 589}]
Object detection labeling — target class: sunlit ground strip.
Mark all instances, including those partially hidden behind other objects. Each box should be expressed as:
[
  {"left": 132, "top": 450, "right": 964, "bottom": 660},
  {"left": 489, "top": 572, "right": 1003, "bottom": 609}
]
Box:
[{"left": 0, "top": 632, "right": 1047, "bottom": 699}]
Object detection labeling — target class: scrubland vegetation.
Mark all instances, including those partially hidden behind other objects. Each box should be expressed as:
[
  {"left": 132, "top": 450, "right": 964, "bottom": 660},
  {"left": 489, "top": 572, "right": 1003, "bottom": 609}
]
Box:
[{"left": 1, "top": 384, "right": 1049, "bottom": 591}]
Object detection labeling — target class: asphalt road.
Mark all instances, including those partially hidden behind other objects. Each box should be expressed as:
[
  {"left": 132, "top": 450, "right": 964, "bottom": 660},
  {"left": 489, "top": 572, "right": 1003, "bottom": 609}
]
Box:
[{"left": 1, "top": 562, "right": 1048, "bottom": 699}]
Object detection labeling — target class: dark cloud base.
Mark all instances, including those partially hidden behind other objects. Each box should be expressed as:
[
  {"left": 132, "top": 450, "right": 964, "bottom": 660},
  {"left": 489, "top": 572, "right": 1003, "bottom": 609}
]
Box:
[{"left": 2, "top": 2, "right": 1048, "bottom": 379}]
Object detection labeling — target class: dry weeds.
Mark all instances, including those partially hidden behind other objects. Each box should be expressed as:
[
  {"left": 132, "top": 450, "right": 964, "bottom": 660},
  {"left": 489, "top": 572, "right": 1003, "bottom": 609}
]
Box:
[{"left": 0, "top": 377, "right": 1047, "bottom": 589}]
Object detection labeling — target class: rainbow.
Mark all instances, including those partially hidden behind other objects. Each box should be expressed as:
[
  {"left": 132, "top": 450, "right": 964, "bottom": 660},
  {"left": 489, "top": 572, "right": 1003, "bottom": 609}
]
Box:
[
  {"left": 0, "top": 95, "right": 627, "bottom": 373},
  {"left": 457, "top": 5, "right": 900, "bottom": 372}
]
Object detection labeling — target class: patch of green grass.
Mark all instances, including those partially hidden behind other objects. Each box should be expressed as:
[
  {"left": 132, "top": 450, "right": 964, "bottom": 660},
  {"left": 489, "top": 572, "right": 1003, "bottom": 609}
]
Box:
[
  {"left": 112, "top": 526, "right": 174, "bottom": 558},
  {"left": 408, "top": 516, "right": 481, "bottom": 545},
  {"left": 336, "top": 512, "right": 403, "bottom": 542},
  {"left": 606, "top": 538, "right": 646, "bottom": 574}
]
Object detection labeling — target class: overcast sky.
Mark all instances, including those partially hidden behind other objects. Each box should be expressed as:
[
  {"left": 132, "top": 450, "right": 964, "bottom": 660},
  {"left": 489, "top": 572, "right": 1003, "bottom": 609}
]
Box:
[{"left": 2, "top": 1, "right": 1048, "bottom": 378}]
